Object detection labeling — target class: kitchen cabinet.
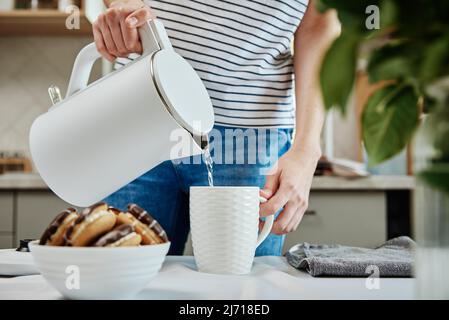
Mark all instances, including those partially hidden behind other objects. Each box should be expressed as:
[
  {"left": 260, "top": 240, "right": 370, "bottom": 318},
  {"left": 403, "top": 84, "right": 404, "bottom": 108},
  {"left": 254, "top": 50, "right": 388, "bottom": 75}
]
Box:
[
  {"left": 0, "top": 235, "right": 13, "bottom": 248},
  {"left": 0, "top": 191, "right": 14, "bottom": 248},
  {"left": 11, "top": 190, "right": 387, "bottom": 251},
  {"left": 283, "top": 191, "right": 386, "bottom": 250},
  {"left": 16, "top": 191, "right": 78, "bottom": 244},
  {"left": 0, "top": 192, "right": 13, "bottom": 233},
  {"left": 0, "top": 174, "right": 414, "bottom": 250}
]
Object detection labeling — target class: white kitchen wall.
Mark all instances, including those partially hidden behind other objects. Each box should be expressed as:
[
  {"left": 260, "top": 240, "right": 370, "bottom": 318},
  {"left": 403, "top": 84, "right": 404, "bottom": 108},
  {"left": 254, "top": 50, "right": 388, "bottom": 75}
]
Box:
[{"left": 0, "top": 36, "right": 101, "bottom": 159}]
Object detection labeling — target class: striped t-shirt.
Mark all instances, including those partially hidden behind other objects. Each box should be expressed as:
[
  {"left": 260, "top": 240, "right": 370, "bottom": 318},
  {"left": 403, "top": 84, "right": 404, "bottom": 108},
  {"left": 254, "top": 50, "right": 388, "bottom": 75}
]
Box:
[{"left": 116, "top": 0, "right": 308, "bottom": 128}]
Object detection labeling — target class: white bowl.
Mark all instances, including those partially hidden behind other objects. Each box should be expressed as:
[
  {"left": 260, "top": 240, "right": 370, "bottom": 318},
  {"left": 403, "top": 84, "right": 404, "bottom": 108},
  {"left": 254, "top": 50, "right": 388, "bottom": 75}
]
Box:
[{"left": 29, "top": 240, "right": 170, "bottom": 299}]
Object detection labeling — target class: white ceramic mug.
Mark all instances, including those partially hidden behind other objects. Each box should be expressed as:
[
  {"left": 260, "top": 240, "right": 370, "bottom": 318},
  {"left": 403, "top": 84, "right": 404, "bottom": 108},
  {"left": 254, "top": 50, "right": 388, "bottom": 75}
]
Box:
[{"left": 190, "top": 186, "right": 274, "bottom": 275}]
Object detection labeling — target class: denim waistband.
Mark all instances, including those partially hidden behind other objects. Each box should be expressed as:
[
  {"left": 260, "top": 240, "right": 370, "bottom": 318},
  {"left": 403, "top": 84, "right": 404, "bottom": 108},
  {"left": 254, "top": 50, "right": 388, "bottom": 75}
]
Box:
[
  {"left": 213, "top": 125, "right": 294, "bottom": 136},
  {"left": 194, "top": 125, "right": 294, "bottom": 168}
]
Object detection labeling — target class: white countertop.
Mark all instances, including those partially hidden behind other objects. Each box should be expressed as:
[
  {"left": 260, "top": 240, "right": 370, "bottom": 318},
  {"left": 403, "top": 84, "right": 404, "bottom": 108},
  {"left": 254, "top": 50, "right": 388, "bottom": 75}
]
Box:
[
  {"left": 0, "top": 256, "right": 415, "bottom": 300},
  {"left": 0, "top": 173, "right": 415, "bottom": 191},
  {"left": 0, "top": 173, "right": 47, "bottom": 189}
]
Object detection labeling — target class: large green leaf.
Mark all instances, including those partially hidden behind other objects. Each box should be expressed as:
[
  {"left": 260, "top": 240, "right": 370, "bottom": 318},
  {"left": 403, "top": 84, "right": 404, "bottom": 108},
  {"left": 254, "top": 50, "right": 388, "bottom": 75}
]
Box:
[
  {"left": 391, "top": 0, "right": 449, "bottom": 38},
  {"left": 317, "top": 0, "right": 373, "bottom": 13},
  {"left": 315, "top": 0, "right": 329, "bottom": 13},
  {"left": 419, "top": 163, "right": 449, "bottom": 193},
  {"left": 418, "top": 106, "right": 449, "bottom": 194},
  {"left": 367, "top": 42, "right": 422, "bottom": 83},
  {"left": 317, "top": 0, "right": 381, "bottom": 34},
  {"left": 320, "top": 32, "right": 359, "bottom": 113},
  {"left": 379, "top": 0, "right": 398, "bottom": 29},
  {"left": 430, "top": 104, "right": 449, "bottom": 162},
  {"left": 420, "top": 34, "right": 449, "bottom": 83},
  {"left": 362, "top": 83, "right": 420, "bottom": 166}
]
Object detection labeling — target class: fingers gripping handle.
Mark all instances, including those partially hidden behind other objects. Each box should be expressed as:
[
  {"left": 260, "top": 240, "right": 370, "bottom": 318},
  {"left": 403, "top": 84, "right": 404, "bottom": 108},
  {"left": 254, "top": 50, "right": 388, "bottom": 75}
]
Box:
[
  {"left": 65, "top": 19, "right": 171, "bottom": 99},
  {"left": 257, "top": 196, "right": 274, "bottom": 247}
]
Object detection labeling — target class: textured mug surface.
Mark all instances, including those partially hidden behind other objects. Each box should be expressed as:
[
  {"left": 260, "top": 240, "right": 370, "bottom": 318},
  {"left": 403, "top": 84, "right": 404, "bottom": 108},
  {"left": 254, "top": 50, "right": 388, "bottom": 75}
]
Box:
[{"left": 190, "top": 186, "right": 270, "bottom": 275}]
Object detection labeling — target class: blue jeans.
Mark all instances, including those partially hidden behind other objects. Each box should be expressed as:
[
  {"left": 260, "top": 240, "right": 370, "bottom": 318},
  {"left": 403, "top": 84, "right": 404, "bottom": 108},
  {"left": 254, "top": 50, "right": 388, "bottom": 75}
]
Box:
[{"left": 105, "top": 125, "right": 293, "bottom": 256}]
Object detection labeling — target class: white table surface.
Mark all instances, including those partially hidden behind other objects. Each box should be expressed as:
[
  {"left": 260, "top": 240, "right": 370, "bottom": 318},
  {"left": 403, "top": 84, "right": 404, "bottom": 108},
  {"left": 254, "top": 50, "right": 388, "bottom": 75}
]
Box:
[{"left": 0, "top": 256, "right": 415, "bottom": 300}]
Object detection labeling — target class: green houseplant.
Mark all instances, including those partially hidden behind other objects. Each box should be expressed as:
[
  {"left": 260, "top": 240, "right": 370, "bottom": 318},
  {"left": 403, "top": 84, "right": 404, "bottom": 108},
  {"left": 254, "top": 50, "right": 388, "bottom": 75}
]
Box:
[
  {"left": 317, "top": 0, "right": 449, "bottom": 298},
  {"left": 318, "top": 0, "right": 449, "bottom": 183}
]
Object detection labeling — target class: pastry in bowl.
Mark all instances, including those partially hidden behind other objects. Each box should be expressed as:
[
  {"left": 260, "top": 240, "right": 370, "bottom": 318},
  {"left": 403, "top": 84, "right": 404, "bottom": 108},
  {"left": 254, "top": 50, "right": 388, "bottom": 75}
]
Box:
[
  {"left": 93, "top": 224, "right": 142, "bottom": 247},
  {"left": 39, "top": 208, "right": 78, "bottom": 246},
  {"left": 31, "top": 202, "right": 170, "bottom": 299},
  {"left": 39, "top": 202, "right": 169, "bottom": 248},
  {"left": 117, "top": 204, "right": 169, "bottom": 244},
  {"left": 63, "top": 202, "right": 116, "bottom": 247}
]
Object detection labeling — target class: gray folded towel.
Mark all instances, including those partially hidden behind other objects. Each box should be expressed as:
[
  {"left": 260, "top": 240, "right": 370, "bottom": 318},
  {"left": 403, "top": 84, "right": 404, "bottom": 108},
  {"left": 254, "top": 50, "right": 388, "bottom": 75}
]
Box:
[{"left": 286, "top": 236, "right": 415, "bottom": 277}]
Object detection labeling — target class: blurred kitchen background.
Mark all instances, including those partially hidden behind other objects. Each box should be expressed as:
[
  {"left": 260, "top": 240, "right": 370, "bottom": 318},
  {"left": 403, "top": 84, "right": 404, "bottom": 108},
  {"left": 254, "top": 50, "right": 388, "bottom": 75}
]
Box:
[{"left": 0, "top": 0, "right": 414, "bottom": 253}]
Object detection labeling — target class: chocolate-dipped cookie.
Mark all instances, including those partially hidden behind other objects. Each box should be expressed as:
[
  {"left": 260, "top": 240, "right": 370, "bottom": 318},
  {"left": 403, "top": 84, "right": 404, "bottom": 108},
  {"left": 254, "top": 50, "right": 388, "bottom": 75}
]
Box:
[
  {"left": 64, "top": 202, "right": 116, "bottom": 246},
  {"left": 39, "top": 208, "right": 78, "bottom": 246},
  {"left": 93, "top": 224, "right": 142, "bottom": 247},
  {"left": 116, "top": 203, "right": 168, "bottom": 245},
  {"left": 107, "top": 206, "right": 122, "bottom": 215}
]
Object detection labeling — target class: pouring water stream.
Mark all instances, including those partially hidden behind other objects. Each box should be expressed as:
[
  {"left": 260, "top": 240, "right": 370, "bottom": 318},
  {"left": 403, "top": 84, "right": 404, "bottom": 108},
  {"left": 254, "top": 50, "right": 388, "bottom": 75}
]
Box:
[{"left": 203, "top": 146, "right": 214, "bottom": 187}]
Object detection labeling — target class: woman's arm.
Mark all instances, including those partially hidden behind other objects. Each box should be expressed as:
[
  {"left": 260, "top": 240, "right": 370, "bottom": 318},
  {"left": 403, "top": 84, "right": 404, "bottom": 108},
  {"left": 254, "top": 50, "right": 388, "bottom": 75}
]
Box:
[
  {"left": 292, "top": 1, "right": 340, "bottom": 158},
  {"left": 259, "top": 1, "right": 340, "bottom": 234}
]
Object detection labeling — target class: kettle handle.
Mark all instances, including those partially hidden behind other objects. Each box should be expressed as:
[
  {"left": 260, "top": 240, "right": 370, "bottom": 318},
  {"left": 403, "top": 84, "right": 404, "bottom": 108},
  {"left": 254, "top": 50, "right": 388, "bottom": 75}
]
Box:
[
  {"left": 140, "top": 19, "right": 172, "bottom": 53},
  {"left": 66, "top": 19, "right": 171, "bottom": 98}
]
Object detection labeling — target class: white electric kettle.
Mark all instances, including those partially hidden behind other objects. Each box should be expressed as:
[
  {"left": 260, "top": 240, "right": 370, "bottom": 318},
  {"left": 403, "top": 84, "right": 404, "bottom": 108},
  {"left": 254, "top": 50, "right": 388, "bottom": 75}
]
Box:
[{"left": 29, "top": 20, "right": 214, "bottom": 207}]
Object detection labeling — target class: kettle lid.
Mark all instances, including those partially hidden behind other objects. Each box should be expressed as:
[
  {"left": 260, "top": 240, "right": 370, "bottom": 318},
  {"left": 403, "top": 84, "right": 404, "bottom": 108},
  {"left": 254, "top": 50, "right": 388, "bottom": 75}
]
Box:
[{"left": 152, "top": 50, "right": 214, "bottom": 135}]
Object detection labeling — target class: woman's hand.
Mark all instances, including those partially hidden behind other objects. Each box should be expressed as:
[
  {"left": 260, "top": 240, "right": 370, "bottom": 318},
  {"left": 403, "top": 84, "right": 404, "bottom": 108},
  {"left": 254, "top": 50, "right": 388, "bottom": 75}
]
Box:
[
  {"left": 93, "top": 0, "right": 155, "bottom": 61},
  {"left": 259, "top": 147, "right": 320, "bottom": 235}
]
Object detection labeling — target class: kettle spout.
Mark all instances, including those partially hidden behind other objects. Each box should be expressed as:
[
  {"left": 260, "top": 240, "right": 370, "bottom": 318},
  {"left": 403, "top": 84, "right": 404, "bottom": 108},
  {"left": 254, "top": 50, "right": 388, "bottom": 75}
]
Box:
[{"left": 191, "top": 133, "right": 209, "bottom": 150}]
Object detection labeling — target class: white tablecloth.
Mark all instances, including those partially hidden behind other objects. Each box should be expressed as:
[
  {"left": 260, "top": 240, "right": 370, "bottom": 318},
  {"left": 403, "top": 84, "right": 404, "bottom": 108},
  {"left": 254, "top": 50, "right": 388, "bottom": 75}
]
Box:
[{"left": 0, "top": 256, "right": 415, "bottom": 300}]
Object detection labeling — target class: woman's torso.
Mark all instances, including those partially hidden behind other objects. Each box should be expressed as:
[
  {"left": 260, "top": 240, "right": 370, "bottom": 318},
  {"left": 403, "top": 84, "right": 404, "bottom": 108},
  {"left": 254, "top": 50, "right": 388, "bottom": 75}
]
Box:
[{"left": 117, "top": 0, "right": 308, "bottom": 128}]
